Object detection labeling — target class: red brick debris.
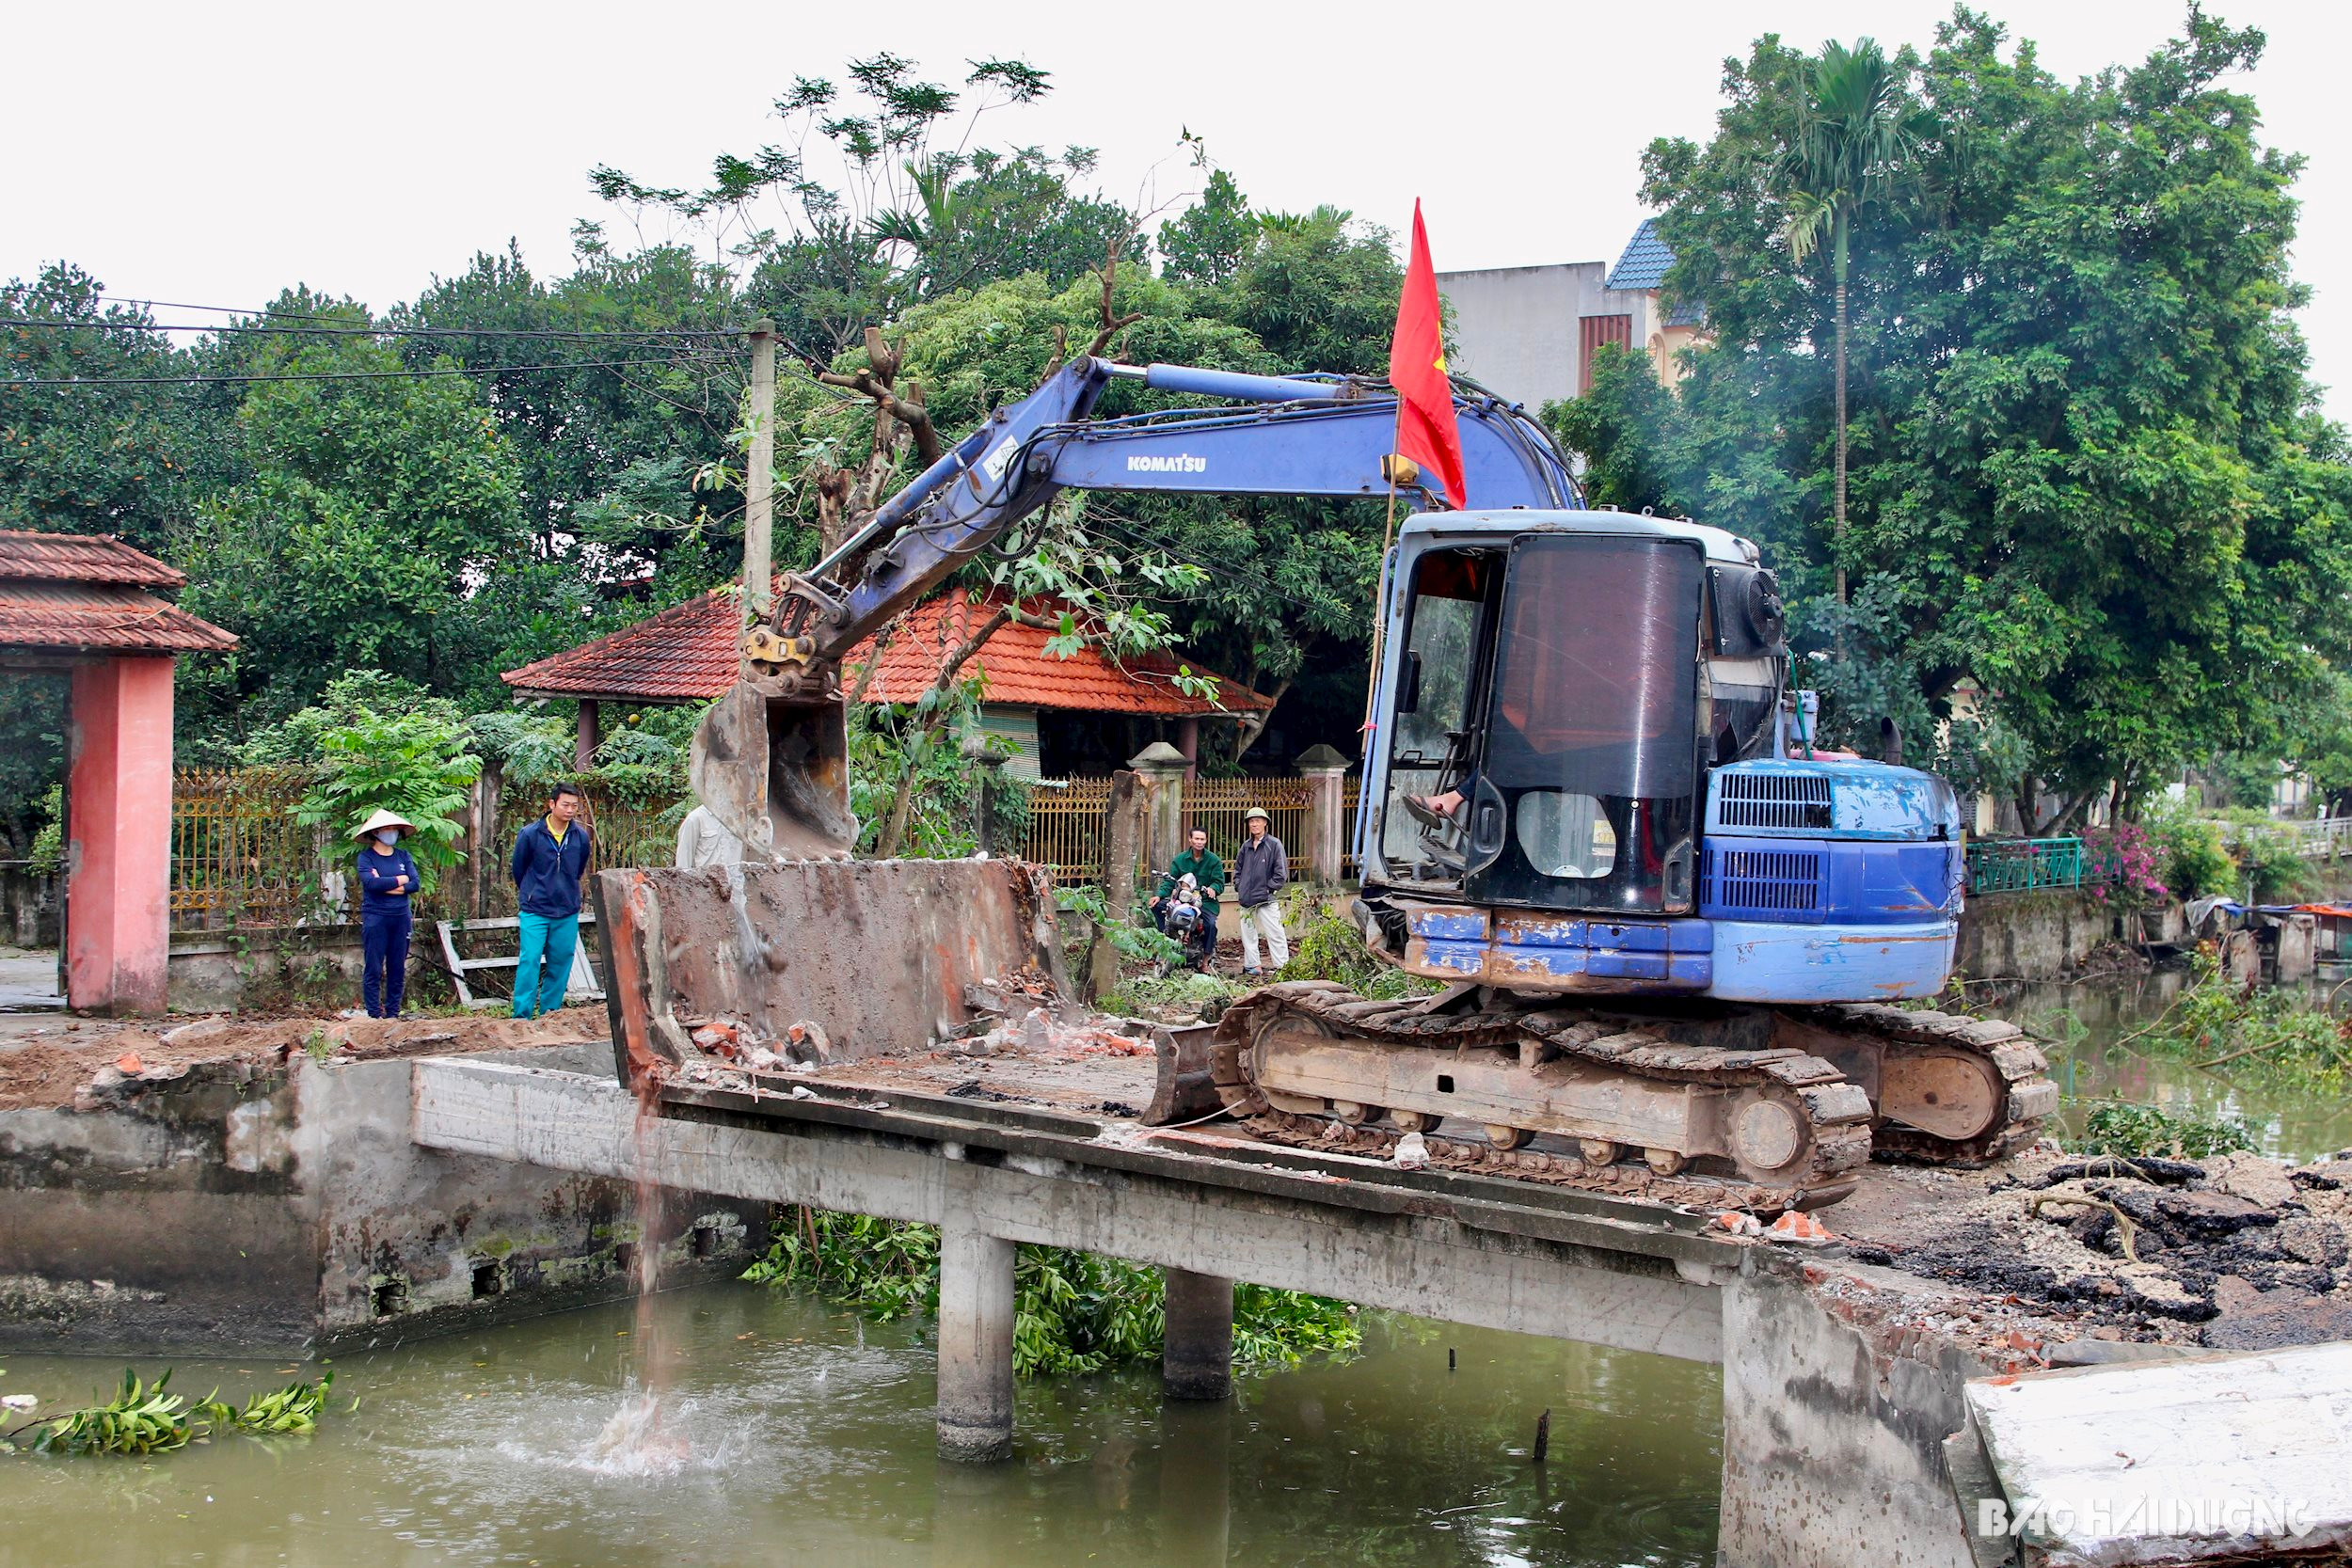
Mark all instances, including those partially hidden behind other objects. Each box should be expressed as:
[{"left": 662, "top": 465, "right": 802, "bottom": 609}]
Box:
[
  {"left": 0, "top": 529, "right": 237, "bottom": 655},
  {"left": 503, "top": 587, "right": 1269, "bottom": 718}
]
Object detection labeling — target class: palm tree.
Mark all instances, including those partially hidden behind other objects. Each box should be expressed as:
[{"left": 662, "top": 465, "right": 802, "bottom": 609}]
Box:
[{"left": 1777, "top": 40, "right": 1935, "bottom": 608}]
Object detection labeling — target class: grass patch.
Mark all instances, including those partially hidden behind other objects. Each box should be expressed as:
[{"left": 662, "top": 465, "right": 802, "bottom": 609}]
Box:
[
  {"left": 744, "top": 1207, "right": 1359, "bottom": 1377},
  {"left": 1104, "top": 970, "right": 1244, "bottom": 1019},
  {"left": 1277, "top": 913, "right": 1440, "bottom": 1001}
]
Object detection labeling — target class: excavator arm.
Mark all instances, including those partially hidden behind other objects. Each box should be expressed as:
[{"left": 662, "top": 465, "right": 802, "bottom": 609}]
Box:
[{"left": 692, "top": 355, "right": 1578, "bottom": 857}]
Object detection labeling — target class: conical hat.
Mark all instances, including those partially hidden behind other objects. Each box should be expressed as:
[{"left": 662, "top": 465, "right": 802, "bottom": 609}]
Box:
[{"left": 354, "top": 807, "right": 418, "bottom": 840}]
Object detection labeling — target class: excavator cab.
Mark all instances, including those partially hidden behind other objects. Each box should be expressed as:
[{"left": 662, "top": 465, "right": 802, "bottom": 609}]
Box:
[{"left": 1372, "top": 520, "right": 1780, "bottom": 919}]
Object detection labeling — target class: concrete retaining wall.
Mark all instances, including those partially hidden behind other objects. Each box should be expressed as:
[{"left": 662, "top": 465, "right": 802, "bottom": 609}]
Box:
[
  {"left": 1955, "top": 890, "right": 2120, "bottom": 981},
  {"left": 0, "top": 1042, "right": 768, "bottom": 1355},
  {"left": 1719, "top": 1259, "right": 1989, "bottom": 1568},
  {"left": 167, "top": 925, "right": 373, "bottom": 1013}
]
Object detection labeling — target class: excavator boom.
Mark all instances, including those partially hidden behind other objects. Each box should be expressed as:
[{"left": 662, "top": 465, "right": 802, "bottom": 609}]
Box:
[{"left": 689, "top": 357, "right": 1572, "bottom": 859}]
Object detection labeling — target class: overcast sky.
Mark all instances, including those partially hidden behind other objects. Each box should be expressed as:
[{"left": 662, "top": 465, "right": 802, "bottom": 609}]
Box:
[{"left": 5, "top": 1, "right": 2343, "bottom": 416}]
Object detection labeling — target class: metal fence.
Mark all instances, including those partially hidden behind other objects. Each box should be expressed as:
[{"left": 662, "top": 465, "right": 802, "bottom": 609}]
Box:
[
  {"left": 1964, "top": 836, "right": 2125, "bottom": 895},
  {"left": 167, "top": 767, "right": 687, "bottom": 928},
  {"left": 170, "top": 767, "right": 320, "bottom": 928},
  {"left": 482, "top": 785, "right": 684, "bottom": 918},
  {"left": 1020, "top": 777, "right": 1117, "bottom": 886},
  {"left": 1015, "top": 772, "right": 1355, "bottom": 886},
  {"left": 1185, "top": 775, "right": 1322, "bottom": 877},
  {"left": 2219, "top": 816, "right": 2352, "bottom": 860}
]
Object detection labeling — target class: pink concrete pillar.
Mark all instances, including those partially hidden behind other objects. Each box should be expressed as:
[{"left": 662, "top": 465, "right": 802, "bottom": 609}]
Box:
[{"left": 66, "top": 655, "right": 176, "bottom": 1015}]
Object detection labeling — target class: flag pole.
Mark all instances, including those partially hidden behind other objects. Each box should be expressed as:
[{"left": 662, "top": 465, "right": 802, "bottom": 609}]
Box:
[{"left": 1362, "top": 397, "right": 1406, "bottom": 740}]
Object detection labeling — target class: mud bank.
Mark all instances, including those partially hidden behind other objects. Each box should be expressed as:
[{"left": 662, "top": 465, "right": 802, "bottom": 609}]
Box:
[{"left": 0, "top": 1010, "right": 769, "bottom": 1354}]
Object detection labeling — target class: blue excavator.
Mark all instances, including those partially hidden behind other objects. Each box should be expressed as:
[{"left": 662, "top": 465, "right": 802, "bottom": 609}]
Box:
[{"left": 662, "top": 354, "right": 2053, "bottom": 1209}]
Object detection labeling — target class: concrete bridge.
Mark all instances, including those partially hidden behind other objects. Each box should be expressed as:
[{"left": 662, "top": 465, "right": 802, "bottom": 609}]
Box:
[{"left": 413, "top": 1056, "right": 1980, "bottom": 1568}]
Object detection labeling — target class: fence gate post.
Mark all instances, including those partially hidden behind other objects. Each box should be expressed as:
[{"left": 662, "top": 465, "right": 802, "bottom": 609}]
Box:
[
  {"left": 470, "top": 763, "right": 502, "bottom": 921},
  {"left": 1090, "top": 769, "right": 1147, "bottom": 1003},
  {"left": 1129, "top": 742, "right": 1189, "bottom": 881},
  {"left": 1295, "top": 743, "right": 1350, "bottom": 887}
]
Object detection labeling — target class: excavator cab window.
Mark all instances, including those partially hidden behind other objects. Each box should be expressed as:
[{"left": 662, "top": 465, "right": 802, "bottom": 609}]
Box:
[
  {"left": 1466, "top": 534, "right": 1705, "bottom": 913},
  {"left": 1379, "top": 547, "right": 1501, "bottom": 884}
]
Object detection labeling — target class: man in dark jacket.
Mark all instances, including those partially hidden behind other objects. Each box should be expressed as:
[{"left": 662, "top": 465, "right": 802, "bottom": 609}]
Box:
[
  {"left": 1232, "top": 805, "right": 1290, "bottom": 977},
  {"left": 511, "top": 782, "right": 593, "bottom": 1019}
]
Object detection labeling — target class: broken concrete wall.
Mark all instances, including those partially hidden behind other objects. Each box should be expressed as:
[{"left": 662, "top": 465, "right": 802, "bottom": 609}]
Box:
[
  {"left": 0, "top": 1055, "right": 317, "bottom": 1352},
  {"left": 0, "top": 1042, "right": 769, "bottom": 1355},
  {"left": 1719, "top": 1257, "right": 1987, "bottom": 1568}
]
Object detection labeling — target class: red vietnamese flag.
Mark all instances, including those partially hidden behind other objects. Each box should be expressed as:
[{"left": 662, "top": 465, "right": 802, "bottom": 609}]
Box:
[{"left": 1389, "top": 200, "right": 1468, "bottom": 509}]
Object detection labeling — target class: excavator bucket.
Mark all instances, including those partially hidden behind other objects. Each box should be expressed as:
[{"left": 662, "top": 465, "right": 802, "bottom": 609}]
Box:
[
  {"left": 688, "top": 682, "right": 860, "bottom": 860},
  {"left": 594, "top": 858, "right": 1068, "bottom": 1091}
]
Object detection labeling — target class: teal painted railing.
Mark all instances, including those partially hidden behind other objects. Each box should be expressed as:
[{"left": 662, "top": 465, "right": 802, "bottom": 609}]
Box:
[{"left": 1964, "top": 835, "right": 2127, "bottom": 895}]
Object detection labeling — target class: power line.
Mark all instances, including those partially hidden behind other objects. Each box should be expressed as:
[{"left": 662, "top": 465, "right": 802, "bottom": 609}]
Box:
[
  {"left": 3, "top": 316, "right": 746, "bottom": 341},
  {"left": 5, "top": 354, "right": 732, "bottom": 388},
  {"left": 101, "top": 293, "right": 746, "bottom": 337}
]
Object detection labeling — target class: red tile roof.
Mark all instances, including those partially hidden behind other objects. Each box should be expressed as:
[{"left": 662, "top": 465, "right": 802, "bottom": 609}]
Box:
[
  {"left": 0, "top": 529, "right": 186, "bottom": 588},
  {"left": 503, "top": 587, "right": 1269, "bottom": 717},
  {"left": 0, "top": 581, "right": 240, "bottom": 654},
  {"left": 502, "top": 588, "right": 742, "bottom": 703},
  {"left": 0, "top": 530, "right": 235, "bottom": 655},
  {"left": 853, "top": 592, "right": 1272, "bottom": 716}
]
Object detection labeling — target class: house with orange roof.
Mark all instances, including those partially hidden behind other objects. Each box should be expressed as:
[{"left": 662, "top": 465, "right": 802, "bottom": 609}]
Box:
[{"left": 501, "top": 586, "right": 1272, "bottom": 779}]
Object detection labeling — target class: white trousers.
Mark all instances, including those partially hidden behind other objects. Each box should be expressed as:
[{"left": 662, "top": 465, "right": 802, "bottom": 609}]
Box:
[{"left": 1237, "top": 901, "right": 1289, "bottom": 972}]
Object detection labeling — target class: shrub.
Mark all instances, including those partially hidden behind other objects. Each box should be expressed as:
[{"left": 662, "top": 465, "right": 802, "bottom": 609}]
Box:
[
  {"left": 294, "top": 708, "right": 481, "bottom": 896},
  {"left": 2231, "top": 824, "right": 2316, "bottom": 904},
  {"left": 2081, "top": 821, "right": 2168, "bottom": 907},
  {"left": 2071, "top": 1101, "right": 2256, "bottom": 1160},
  {"left": 2138, "top": 799, "right": 2233, "bottom": 899},
  {"left": 1279, "top": 912, "right": 1439, "bottom": 1002}
]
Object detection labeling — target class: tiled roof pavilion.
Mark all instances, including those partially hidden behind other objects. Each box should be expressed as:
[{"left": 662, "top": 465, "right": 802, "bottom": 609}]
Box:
[
  {"left": 0, "top": 530, "right": 237, "bottom": 656},
  {"left": 503, "top": 586, "right": 1271, "bottom": 718}
]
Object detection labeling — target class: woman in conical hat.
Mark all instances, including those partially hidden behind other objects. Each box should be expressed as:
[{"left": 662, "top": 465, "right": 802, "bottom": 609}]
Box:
[{"left": 354, "top": 808, "right": 421, "bottom": 1019}]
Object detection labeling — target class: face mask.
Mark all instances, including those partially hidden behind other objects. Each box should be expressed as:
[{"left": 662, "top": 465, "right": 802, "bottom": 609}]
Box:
[{"left": 375, "top": 829, "right": 400, "bottom": 847}]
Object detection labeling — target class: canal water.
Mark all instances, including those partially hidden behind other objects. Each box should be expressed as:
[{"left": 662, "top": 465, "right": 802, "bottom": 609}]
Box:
[
  {"left": 0, "top": 1286, "right": 1723, "bottom": 1568},
  {"left": 6, "top": 970, "right": 2343, "bottom": 1566},
  {"left": 2010, "top": 971, "right": 2352, "bottom": 1164}
]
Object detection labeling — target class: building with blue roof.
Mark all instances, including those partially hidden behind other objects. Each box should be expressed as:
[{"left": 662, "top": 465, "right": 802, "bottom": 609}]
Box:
[{"left": 1438, "top": 219, "right": 1709, "bottom": 412}]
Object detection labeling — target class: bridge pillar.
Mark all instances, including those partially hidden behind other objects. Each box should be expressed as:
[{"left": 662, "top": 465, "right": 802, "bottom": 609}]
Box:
[
  {"left": 1161, "top": 1267, "right": 1233, "bottom": 1401},
  {"left": 935, "top": 1219, "right": 1016, "bottom": 1462}
]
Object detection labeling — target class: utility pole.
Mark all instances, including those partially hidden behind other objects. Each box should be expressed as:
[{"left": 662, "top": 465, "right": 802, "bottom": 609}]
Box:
[{"left": 743, "top": 319, "right": 776, "bottom": 622}]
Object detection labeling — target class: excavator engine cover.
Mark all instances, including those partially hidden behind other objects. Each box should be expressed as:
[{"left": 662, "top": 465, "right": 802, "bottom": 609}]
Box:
[{"left": 595, "top": 859, "right": 1066, "bottom": 1090}]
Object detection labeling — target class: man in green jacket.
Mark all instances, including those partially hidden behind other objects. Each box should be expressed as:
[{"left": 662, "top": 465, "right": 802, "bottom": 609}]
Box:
[{"left": 1151, "top": 826, "right": 1225, "bottom": 963}]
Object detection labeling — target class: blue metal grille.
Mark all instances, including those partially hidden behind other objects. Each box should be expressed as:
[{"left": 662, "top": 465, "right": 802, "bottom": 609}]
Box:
[
  {"left": 1713, "top": 770, "right": 1834, "bottom": 831},
  {"left": 1702, "top": 846, "right": 1824, "bottom": 915}
]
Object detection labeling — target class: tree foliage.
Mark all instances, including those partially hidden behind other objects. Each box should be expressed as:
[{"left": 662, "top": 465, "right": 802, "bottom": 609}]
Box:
[{"left": 1551, "top": 8, "right": 2352, "bottom": 828}]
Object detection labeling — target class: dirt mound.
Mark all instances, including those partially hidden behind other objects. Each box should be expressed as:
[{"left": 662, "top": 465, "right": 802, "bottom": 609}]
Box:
[
  {"left": 0, "top": 1007, "right": 611, "bottom": 1112},
  {"left": 1837, "top": 1147, "right": 2352, "bottom": 1351}
]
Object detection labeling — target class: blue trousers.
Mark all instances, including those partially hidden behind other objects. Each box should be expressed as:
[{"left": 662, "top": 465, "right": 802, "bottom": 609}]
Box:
[
  {"left": 513, "top": 911, "right": 579, "bottom": 1019},
  {"left": 362, "top": 909, "right": 412, "bottom": 1019}
]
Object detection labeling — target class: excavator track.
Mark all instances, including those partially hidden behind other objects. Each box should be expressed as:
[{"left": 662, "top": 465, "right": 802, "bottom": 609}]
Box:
[
  {"left": 1785, "top": 1003, "right": 2058, "bottom": 1168},
  {"left": 1206, "top": 984, "right": 2057, "bottom": 1212},
  {"left": 1210, "top": 982, "right": 1877, "bottom": 1212}
]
